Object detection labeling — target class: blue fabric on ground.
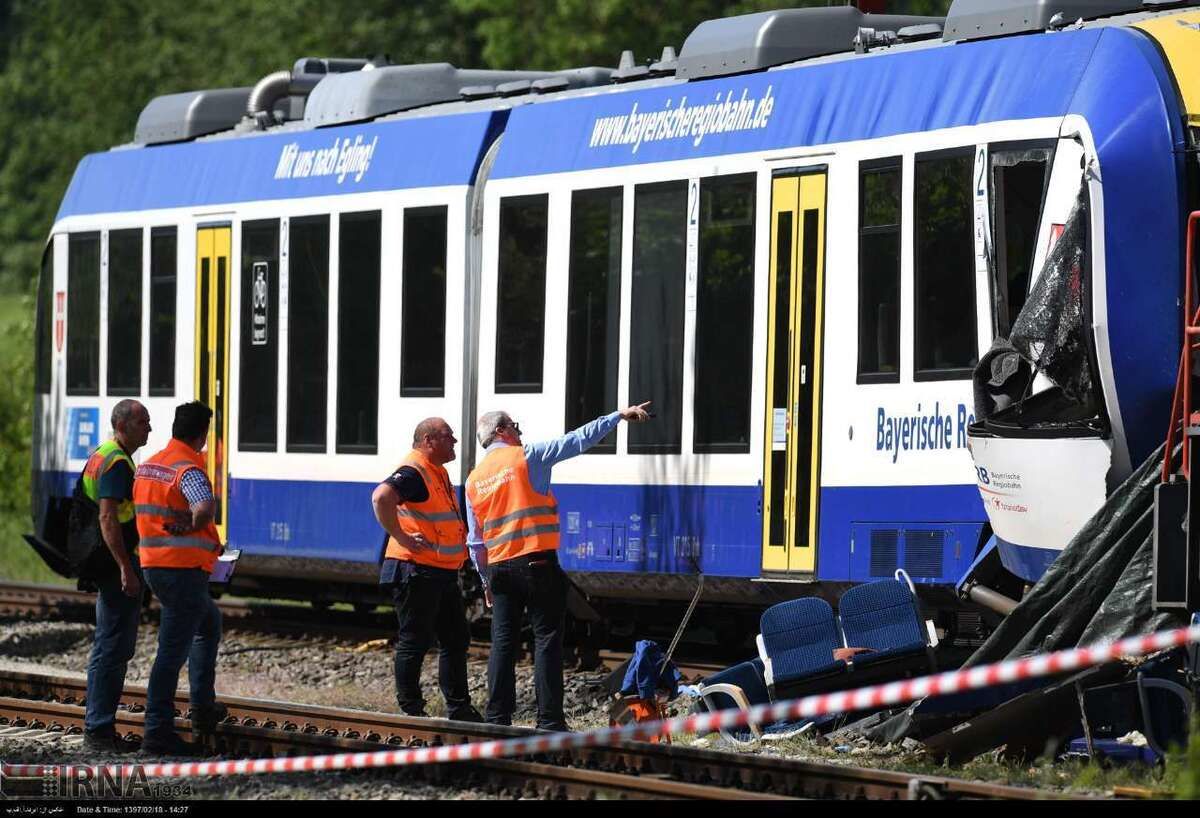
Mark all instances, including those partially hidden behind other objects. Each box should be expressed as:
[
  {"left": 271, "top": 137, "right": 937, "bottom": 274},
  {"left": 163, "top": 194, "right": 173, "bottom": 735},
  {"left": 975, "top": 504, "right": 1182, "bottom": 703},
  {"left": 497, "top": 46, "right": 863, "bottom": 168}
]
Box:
[
  {"left": 619, "top": 639, "right": 682, "bottom": 701},
  {"left": 1067, "top": 738, "right": 1160, "bottom": 765}
]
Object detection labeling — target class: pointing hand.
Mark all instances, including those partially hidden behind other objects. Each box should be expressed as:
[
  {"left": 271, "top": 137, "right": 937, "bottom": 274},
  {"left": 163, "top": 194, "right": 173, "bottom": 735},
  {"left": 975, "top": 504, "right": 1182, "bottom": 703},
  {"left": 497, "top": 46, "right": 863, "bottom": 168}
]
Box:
[{"left": 620, "top": 401, "right": 653, "bottom": 422}]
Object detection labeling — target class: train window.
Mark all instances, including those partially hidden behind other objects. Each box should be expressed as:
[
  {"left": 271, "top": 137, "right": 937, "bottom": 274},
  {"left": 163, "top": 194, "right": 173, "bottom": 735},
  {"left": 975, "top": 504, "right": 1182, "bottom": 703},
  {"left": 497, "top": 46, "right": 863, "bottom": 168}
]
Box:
[
  {"left": 35, "top": 246, "right": 52, "bottom": 394},
  {"left": 767, "top": 210, "right": 793, "bottom": 545},
  {"left": 66, "top": 233, "right": 100, "bottom": 396},
  {"left": 336, "top": 211, "right": 381, "bottom": 454},
  {"left": 495, "top": 194, "right": 548, "bottom": 393},
  {"left": 238, "top": 220, "right": 279, "bottom": 451},
  {"left": 695, "top": 174, "right": 756, "bottom": 454},
  {"left": 914, "top": 150, "right": 977, "bottom": 380},
  {"left": 565, "top": 187, "right": 623, "bottom": 452},
  {"left": 990, "top": 145, "right": 1052, "bottom": 336},
  {"left": 858, "top": 160, "right": 902, "bottom": 384},
  {"left": 400, "top": 206, "right": 448, "bottom": 397},
  {"left": 148, "top": 228, "right": 177, "bottom": 396},
  {"left": 286, "top": 215, "right": 330, "bottom": 452},
  {"left": 629, "top": 181, "right": 687, "bottom": 454},
  {"left": 106, "top": 228, "right": 142, "bottom": 395}
]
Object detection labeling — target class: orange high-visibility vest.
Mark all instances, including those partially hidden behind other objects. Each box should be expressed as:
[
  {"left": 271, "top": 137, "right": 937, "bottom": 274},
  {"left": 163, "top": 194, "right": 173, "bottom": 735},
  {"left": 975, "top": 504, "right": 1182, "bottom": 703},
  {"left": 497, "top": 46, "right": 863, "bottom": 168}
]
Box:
[
  {"left": 384, "top": 450, "right": 467, "bottom": 570},
  {"left": 133, "top": 438, "right": 222, "bottom": 573},
  {"left": 466, "top": 446, "right": 559, "bottom": 565}
]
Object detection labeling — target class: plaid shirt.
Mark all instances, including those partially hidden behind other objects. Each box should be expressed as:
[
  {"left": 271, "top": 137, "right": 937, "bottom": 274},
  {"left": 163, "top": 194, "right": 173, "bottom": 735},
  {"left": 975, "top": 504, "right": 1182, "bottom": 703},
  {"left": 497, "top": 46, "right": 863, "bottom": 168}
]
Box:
[{"left": 178, "top": 467, "right": 214, "bottom": 505}]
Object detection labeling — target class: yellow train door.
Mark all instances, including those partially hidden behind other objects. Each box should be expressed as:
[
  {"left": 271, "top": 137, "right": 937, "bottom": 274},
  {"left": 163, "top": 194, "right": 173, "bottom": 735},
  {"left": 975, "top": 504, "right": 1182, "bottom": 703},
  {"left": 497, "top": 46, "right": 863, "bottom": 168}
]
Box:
[
  {"left": 194, "top": 226, "right": 231, "bottom": 542},
  {"left": 761, "top": 170, "right": 827, "bottom": 574}
]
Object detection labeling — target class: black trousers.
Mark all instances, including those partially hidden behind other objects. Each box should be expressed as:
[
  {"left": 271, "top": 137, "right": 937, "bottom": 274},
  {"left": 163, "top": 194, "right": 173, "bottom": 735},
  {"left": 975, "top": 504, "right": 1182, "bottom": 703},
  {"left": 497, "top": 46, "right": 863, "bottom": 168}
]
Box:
[
  {"left": 486, "top": 551, "right": 569, "bottom": 730},
  {"left": 391, "top": 561, "right": 472, "bottom": 718}
]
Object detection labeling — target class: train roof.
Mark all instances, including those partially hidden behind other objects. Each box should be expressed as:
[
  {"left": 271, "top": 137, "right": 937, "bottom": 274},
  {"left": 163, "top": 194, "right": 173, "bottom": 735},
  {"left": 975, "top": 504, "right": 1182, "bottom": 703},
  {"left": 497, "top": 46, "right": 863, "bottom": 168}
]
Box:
[
  {"left": 54, "top": 1, "right": 1197, "bottom": 222},
  {"left": 121, "top": 0, "right": 1195, "bottom": 148}
]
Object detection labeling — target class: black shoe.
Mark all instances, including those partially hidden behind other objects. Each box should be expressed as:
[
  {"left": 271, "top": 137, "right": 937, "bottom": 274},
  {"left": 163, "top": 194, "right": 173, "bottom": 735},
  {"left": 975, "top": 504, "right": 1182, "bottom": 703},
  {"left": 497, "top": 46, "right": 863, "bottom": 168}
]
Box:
[
  {"left": 189, "top": 702, "right": 229, "bottom": 732},
  {"left": 447, "top": 706, "right": 484, "bottom": 723},
  {"left": 140, "top": 732, "right": 202, "bottom": 757},
  {"left": 82, "top": 728, "right": 135, "bottom": 754},
  {"left": 537, "top": 722, "right": 572, "bottom": 733}
]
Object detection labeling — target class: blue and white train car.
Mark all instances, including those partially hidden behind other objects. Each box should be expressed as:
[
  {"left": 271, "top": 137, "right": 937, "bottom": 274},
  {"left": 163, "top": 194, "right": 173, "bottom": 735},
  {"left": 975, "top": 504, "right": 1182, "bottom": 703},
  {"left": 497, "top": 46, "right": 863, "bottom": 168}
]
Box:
[
  {"left": 30, "top": 80, "right": 519, "bottom": 597},
  {"left": 474, "top": 1, "right": 1197, "bottom": 609},
  {"left": 27, "top": 1, "right": 1200, "bottom": 633}
]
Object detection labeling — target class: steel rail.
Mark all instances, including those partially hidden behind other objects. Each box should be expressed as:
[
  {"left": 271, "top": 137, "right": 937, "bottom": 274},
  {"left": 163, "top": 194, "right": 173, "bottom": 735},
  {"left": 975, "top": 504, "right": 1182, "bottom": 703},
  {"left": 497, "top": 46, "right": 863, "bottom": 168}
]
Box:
[
  {"left": 0, "top": 695, "right": 786, "bottom": 800},
  {"left": 0, "top": 668, "right": 1076, "bottom": 800}
]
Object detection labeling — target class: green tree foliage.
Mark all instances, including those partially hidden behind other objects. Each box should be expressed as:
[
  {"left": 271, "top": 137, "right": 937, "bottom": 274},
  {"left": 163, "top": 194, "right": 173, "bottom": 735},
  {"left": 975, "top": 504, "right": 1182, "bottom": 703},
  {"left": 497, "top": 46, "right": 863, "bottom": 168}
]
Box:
[
  {"left": 453, "top": 0, "right": 950, "bottom": 69},
  {"left": 0, "top": 0, "right": 483, "bottom": 293},
  {"left": 0, "top": 296, "right": 32, "bottom": 516}
]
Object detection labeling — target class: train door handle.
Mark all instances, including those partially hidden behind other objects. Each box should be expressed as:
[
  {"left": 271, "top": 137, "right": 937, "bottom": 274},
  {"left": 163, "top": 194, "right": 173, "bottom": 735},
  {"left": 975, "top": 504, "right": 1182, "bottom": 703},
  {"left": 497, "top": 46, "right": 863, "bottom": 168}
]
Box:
[{"left": 800, "top": 365, "right": 807, "bottom": 385}]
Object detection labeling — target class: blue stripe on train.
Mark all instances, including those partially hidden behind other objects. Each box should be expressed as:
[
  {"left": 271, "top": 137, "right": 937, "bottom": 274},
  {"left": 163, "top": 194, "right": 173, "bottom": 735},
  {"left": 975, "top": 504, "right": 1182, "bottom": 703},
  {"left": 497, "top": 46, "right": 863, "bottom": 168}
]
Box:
[
  {"left": 55, "top": 110, "right": 508, "bottom": 220},
  {"left": 494, "top": 29, "right": 1102, "bottom": 178},
  {"left": 220, "top": 477, "right": 987, "bottom": 584},
  {"left": 29, "top": 472, "right": 1032, "bottom": 585},
  {"left": 995, "top": 536, "right": 1061, "bottom": 583}
]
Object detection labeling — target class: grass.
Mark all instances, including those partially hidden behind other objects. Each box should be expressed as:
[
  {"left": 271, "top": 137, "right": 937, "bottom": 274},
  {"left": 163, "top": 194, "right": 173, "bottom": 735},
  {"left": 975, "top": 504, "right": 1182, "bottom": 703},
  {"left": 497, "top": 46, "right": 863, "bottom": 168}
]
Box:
[
  {"left": 0, "top": 512, "right": 66, "bottom": 584},
  {"left": 683, "top": 723, "right": 1200, "bottom": 798}
]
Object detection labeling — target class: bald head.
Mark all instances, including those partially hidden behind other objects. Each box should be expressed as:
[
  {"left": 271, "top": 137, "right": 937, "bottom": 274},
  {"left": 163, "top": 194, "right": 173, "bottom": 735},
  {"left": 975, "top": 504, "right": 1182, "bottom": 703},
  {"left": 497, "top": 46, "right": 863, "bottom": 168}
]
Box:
[{"left": 412, "top": 417, "right": 457, "bottom": 465}]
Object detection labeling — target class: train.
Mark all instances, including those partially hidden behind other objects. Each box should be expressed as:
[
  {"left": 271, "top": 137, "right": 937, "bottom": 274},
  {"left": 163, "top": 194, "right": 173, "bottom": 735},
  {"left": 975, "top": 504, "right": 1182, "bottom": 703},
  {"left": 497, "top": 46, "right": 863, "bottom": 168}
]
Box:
[{"left": 25, "top": 0, "right": 1200, "bottom": 646}]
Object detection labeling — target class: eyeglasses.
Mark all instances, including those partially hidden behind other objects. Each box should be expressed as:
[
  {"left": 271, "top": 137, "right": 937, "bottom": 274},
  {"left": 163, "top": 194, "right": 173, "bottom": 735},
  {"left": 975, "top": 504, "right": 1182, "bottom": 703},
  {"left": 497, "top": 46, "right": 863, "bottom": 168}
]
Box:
[{"left": 501, "top": 421, "right": 522, "bottom": 436}]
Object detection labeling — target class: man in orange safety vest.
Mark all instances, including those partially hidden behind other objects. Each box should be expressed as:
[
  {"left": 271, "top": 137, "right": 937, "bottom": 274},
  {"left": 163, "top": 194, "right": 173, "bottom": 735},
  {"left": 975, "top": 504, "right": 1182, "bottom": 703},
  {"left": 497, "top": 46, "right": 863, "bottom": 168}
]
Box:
[
  {"left": 465, "top": 401, "right": 651, "bottom": 731},
  {"left": 372, "top": 417, "right": 483, "bottom": 722}
]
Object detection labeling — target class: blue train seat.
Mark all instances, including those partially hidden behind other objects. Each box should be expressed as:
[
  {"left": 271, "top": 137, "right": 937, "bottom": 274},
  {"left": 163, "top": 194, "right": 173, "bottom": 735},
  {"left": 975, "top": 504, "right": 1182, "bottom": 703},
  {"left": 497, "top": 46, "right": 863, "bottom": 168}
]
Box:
[
  {"left": 837, "top": 577, "right": 930, "bottom": 668},
  {"left": 694, "top": 658, "right": 827, "bottom": 744},
  {"left": 757, "top": 597, "right": 848, "bottom": 698},
  {"left": 694, "top": 659, "right": 771, "bottom": 744}
]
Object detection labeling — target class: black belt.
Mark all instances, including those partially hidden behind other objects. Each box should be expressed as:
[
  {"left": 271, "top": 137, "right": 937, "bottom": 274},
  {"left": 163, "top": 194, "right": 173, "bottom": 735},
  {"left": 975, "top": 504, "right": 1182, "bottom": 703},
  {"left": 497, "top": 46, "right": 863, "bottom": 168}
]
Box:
[{"left": 494, "top": 551, "right": 558, "bottom": 570}]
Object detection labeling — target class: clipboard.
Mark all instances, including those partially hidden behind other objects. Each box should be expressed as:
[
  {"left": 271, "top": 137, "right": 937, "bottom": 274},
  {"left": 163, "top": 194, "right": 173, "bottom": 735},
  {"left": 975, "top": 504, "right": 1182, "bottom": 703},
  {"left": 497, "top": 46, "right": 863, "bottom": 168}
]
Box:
[{"left": 209, "top": 549, "right": 241, "bottom": 584}]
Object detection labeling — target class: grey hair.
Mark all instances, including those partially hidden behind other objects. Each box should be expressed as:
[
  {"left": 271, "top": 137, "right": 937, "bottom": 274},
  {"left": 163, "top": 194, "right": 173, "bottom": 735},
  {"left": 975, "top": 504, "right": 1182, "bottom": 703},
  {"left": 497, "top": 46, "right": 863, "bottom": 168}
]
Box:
[
  {"left": 477, "top": 411, "right": 510, "bottom": 448},
  {"left": 111, "top": 399, "right": 141, "bottom": 430}
]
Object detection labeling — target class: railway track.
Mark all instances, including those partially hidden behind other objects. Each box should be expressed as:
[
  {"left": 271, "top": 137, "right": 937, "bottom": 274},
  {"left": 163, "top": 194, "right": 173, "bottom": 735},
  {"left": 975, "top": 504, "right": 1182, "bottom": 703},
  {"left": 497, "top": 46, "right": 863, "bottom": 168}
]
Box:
[
  {"left": 0, "top": 668, "right": 1074, "bottom": 800},
  {"left": 0, "top": 580, "right": 724, "bottom": 680}
]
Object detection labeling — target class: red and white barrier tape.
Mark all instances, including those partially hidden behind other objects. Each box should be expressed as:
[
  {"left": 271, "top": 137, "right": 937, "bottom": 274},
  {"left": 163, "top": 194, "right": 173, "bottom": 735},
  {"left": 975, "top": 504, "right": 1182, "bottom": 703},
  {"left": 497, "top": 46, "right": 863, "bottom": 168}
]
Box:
[{"left": 4, "top": 623, "right": 1199, "bottom": 780}]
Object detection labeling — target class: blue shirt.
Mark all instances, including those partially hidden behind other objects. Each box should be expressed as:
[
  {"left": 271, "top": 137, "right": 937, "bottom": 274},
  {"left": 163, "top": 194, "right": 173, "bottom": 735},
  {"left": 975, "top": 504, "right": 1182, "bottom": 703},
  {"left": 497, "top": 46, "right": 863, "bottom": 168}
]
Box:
[{"left": 466, "top": 411, "right": 621, "bottom": 585}]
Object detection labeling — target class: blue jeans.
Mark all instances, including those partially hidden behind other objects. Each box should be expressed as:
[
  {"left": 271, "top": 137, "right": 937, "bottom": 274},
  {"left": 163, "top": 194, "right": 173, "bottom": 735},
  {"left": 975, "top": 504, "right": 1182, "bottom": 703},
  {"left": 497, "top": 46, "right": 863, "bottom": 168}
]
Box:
[
  {"left": 84, "top": 559, "right": 142, "bottom": 733},
  {"left": 142, "top": 567, "right": 222, "bottom": 738},
  {"left": 486, "top": 552, "right": 568, "bottom": 730}
]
